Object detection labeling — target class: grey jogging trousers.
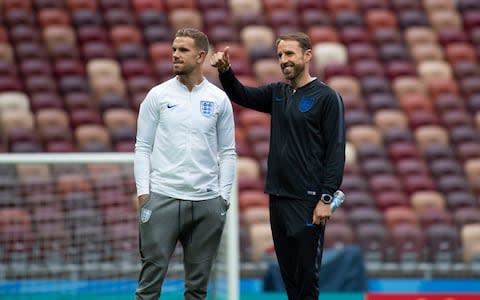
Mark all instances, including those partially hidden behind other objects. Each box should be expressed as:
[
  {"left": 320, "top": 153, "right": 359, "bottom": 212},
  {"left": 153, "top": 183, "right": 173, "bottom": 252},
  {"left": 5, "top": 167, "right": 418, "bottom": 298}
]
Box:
[{"left": 135, "top": 192, "right": 228, "bottom": 300}]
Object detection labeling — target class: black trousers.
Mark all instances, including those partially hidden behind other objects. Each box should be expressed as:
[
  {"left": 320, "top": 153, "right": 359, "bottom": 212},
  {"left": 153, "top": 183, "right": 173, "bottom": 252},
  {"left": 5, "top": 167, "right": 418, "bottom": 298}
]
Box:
[{"left": 269, "top": 195, "right": 326, "bottom": 300}]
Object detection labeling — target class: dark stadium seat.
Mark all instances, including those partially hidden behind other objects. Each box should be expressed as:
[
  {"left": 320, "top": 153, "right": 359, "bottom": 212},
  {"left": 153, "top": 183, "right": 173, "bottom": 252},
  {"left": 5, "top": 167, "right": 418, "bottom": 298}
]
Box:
[
  {"left": 418, "top": 208, "right": 453, "bottom": 230},
  {"left": 383, "top": 128, "right": 415, "bottom": 145},
  {"left": 356, "top": 144, "right": 388, "bottom": 162},
  {"left": 397, "top": 10, "right": 429, "bottom": 30},
  {"left": 104, "top": 9, "right": 136, "bottom": 27},
  {"left": 195, "top": 0, "right": 225, "bottom": 11},
  {"left": 207, "top": 25, "right": 239, "bottom": 45},
  {"left": 423, "top": 143, "right": 456, "bottom": 163},
  {"left": 359, "top": 0, "right": 389, "bottom": 11},
  {"left": 386, "top": 61, "right": 417, "bottom": 80},
  {"left": 323, "top": 64, "right": 354, "bottom": 82},
  {"left": 7, "top": 127, "right": 41, "bottom": 152},
  {"left": 456, "top": 141, "right": 480, "bottom": 162},
  {"left": 72, "top": 10, "right": 103, "bottom": 28},
  {"left": 324, "top": 223, "right": 355, "bottom": 249},
  {"left": 402, "top": 174, "right": 437, "bottom": 195},
  {"left": 434, "top": 95, "right": 466, "bottom": 114},
  {"left": 361, "top": 158, "right": 394, "bottom": 178},
  {"left": 345, "top": 110, "right": 374, "bottom": 127},
  {"left": 20, "top": 59, "right": 53, "bottom": 78},
  {"left": 339, "top": 191, "right": 376, "bottom": 211},
  {"left": 0, "top": 223, "right": 34, "bottom": 264},
  {"left": 388, "top": 142, "right": 421, "bottom": 161},
  {"left": 77, "top": 25, "right": 109, "bottom": 47},
  {"left": 361, "top": 77, "right": 391, "bottom": 96},
  {"left": 353, "top": 60, "right": 385, "bottom": 79},
  {"left": 463, "top": 11, "right": 480, "bottom": 33},
  {"left": 453, "top": 208, "right": 480, "bottom": 228},
  {"left": 70, "top": 225, "right": 107, "bottom": 264},
  {"left": 355, "top": 223, "right": 388, "bottom": 262},
  {"left": 341, "top": 174, "right": 370, "bottom": 193},
  {"left": 366, "top": 93, "right": 400, "bottom": 112},
  {"left": 429, "top": 159, "right": 463, "bottom": 180},
  {"left": 425, "top": 223, "right": 460, "bottom": 263},
  {"left": 348, "top": 207, "right": 384, "bottom": 227},
  {"left": 347, "top": 43, "right": 379, "bottom": 63},
  {"left": 5, "top": 9, "right": 36, "bottom": 27},
  {"left": 63, "top": 191, "right": 97, "bottom": 211},
  {"left": 267, "top": 9, "right": 301, "bottom": 33},
  {"left": 375, "top": 190, "right": 410, "bottom": 211},
  {"left": 450, "top": 127, "right": 480, "bottom": 146},
  {"left": 82, "top": 42, "right": 115, "bottom": 60},
  {"left": 389, "top": 223, "right": 424, "bottom": 263},
  {"left": 395, "top": 158, "right": 429, "bottom": 178},
  {"left": 334, "top": 11, "right": 364, "bottom": 29},
  {"left": 458, "top": 0, "right": 480, "bottom": 12},
  {"left": 33, "top": 0, "right": 66, "bottom": 9},
  {"left": 437, "top": 175, "right": 470, "bottom": 196},
  {"left": 372, "top": 28, "right": 403, "bottom": 47},
  {"left": 107, "top": 222, "right": 138, "bottom": 262},
  {"left": 300, "top": 10, "right": 331, "bottom": 29}
]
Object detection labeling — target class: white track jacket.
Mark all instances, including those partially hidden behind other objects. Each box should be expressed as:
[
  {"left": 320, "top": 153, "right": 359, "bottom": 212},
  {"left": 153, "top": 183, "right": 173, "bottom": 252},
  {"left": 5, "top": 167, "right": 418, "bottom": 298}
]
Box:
[{"left": 134, "top": 77, "right": 236, "bottom": 201}]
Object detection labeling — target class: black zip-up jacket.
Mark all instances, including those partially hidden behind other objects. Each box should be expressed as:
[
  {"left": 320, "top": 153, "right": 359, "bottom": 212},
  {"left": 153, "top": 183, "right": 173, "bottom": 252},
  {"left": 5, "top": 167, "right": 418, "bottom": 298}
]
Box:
[{"left": 220, "top": 68, "right": 346, "bottom": 201}]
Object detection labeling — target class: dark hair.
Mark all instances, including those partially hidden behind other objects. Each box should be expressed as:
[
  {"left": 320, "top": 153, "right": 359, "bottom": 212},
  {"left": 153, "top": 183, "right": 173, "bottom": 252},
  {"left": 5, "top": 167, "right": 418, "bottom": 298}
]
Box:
[
  {"left": 275, "top": 32, "right": 312, "bottom": 51},
  {"left": 175, "top": 28, "right": 209, "bottom": 53}
]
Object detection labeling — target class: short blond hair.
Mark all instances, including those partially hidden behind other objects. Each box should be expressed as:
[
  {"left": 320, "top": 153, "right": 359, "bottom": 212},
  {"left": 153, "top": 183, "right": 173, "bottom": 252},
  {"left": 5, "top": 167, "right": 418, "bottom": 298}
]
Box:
[{"left": 175, "top": 28, "right": 209, "bottom": 53}]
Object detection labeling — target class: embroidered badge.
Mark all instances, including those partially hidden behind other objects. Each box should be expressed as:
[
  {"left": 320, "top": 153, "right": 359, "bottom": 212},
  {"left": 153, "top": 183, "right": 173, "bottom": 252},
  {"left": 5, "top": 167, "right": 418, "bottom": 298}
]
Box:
[
  {"left": 200, "top": 101, "right": 214, "bottom": 116},
  {"left": 299, "top": 97, "right": 315, "bottom": 112},
  {"left": 140, "top": 208, "right": 152, "bottom": 223}
]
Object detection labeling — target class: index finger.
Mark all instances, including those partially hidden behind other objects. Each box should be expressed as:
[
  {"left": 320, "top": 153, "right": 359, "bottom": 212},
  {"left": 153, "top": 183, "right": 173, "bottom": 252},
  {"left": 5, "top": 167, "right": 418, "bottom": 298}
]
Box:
[{"left": 222, "top": 46, "right": 230, "bottom": 62}]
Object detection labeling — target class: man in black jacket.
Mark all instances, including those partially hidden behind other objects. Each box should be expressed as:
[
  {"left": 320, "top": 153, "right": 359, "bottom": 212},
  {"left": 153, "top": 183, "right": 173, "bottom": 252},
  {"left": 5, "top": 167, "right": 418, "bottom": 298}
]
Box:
[{"left": 211, "top": 32, "right": 346, "bottom": 300}]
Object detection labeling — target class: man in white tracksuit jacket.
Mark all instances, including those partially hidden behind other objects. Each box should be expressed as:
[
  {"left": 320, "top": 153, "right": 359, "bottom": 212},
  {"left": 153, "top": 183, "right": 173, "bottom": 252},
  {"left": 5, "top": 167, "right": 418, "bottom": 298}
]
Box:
[{"left": 134, "top": 28, "right": 236, "bottom": 300}]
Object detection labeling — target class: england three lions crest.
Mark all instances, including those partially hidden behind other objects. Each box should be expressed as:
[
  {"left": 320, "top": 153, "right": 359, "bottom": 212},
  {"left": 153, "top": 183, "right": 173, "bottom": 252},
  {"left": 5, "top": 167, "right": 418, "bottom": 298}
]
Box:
[
  {"left": 299, "top": 97, "right": 315, "bottom": 112},
  {"left": 140, "top": 208, "right": 152, "bottom": 223},
  {"left": 200, "top": 101, "right": 214, "bottom": 117}
]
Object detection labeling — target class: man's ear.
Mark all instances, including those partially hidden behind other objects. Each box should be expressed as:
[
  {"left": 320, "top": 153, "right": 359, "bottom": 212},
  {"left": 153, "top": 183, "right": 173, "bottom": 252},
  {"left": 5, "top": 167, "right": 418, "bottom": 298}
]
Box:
[
  {"left": 304, "top": 49, "right": 313, "bottom": 63},
  {"left": 197, "top": 50, "right": 207, "bottom": 62}
]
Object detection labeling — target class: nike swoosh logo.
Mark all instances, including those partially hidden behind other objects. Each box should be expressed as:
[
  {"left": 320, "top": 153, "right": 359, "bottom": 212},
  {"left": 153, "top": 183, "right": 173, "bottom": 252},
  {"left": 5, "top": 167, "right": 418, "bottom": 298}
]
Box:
[
  {"left": 167, "top": 104, "right": 177, "bottom": 109},
  {"left": 220, "top": 212, "right": 226, "bottom": 216}
]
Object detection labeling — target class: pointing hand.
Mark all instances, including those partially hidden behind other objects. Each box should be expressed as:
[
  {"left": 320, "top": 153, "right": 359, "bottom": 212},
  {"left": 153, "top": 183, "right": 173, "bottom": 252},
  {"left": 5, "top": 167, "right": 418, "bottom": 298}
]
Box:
[{"left": 210, "top": 46, "right": 230, "bottom": 73}]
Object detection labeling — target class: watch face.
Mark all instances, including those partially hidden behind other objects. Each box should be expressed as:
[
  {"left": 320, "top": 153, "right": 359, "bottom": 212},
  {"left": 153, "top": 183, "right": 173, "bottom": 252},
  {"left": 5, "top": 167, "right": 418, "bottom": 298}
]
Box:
[{"left": 322, "top": 194, "right": 333, "bottom": 203}]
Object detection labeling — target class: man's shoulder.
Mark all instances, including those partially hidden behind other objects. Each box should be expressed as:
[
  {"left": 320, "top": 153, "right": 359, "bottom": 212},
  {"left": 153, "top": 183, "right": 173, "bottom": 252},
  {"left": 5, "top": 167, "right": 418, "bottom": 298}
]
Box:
[
  {"left": 150, "top": 78, "right": 176, "bottom": 93},
  {"left": 312, "top": 79, "right": 341, "bottom": 98},
  {"left": 203, "top": 79, "right": 229, "bottom": 100}
]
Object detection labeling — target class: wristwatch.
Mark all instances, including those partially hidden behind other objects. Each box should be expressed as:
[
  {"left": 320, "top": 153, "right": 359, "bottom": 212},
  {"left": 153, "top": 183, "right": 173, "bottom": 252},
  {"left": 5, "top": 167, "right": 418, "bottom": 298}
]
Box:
[{"left": 320, "top": 194, "right": 333, "bottom": 204}]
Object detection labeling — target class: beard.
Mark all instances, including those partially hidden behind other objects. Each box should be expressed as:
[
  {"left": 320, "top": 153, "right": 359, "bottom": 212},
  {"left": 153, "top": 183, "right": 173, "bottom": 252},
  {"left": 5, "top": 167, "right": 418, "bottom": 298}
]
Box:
[
  {"left": 173, "top": 62, "right": 194, "bottom": 75},
  {"left": 282, "top": 62, "right": 305, "bottom": 81}
]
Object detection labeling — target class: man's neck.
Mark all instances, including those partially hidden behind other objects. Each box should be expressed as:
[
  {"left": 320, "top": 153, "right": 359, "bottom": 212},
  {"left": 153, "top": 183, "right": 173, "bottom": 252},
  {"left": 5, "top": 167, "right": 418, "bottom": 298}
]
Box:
[
  {"left": 290, "top": 73, "right": 314, "bottom": 90},
  {"left": 177, "top": 73, "right": 204, "bottom": 91}
]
